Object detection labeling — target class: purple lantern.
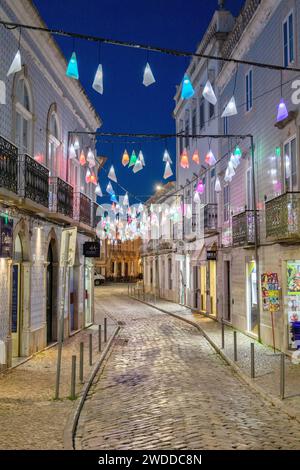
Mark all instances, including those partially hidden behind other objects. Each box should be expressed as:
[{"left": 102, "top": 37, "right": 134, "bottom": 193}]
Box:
[
  {"left": 196, "top": 180, "right": 205, "bottom": 194},
  {"left": 277, "top": 98, "right": 288, "bottom": 122}
]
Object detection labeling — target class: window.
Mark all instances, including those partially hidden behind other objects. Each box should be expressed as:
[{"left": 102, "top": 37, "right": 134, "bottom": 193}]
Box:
[
  {"left": 209, "top": 84, "right": 215, "bottom": 120},
  {"left": 223, "top": 185, "right": 230, "bottom": 223},
  {"left": 283, "top": 12, "right": 294, "bottom": 66},
  {"left": 246, "top": 167, "right": 253, "bottom": 209},
  {"left": 168, "top": 258, "right": 172, "bottom": 290},
  {"left": 185, "top": 113, "right": 189, "bottom": 148},
  {"left": 192, "top": 108, "right": 197, "bottom": 136},
  {"left": 245, "top": 69, "right": 253, "bottom": 112},
  {"left": 284, "top": 137, "right": 297, "bottom": 191},
  {"left": 223, "top": 116, "right": 228, "bottom": 135},
  {"left": 199, "top": 97, "right": 205, "bottom": 130},
  {"left": 47, "top": 107, "right": 60, "bottom": 176},
  {"left": 15, "top": 77, "right": 33, "bottom": 154},
  {"left": 179, "top": 119, "right": 184, "bottom": 154}
]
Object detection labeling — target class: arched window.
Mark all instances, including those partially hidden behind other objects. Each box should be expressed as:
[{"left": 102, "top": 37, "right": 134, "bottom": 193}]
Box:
[
  {"left": 15, "top": 77, "right": 33, "bottom": 154},
  {"left": 47, "top": 105, "right": 60, "bottom": 176},
  {"left": 14, "top": 234, "right": 23, "bottom": 262}
]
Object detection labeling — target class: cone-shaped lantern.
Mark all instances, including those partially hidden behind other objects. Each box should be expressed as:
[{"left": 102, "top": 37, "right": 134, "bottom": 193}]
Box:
[
  {"left": 205, "top": 150, "right": 216, "bottom": 166},
  {"left": 234, "top": 146, "right": 242, "bottom": 157},
  {"left": 192, "top": 149, "right": 200, "bottom": 165},
  {"left": 110, "top": 193, "right": 118, "bottom": 203},
  {"left": 181, "top": 74, "right": 195, "bottom": 100},
  {"left": 143, "top": 62, "right": 156, "bottom": 87},
  {"left": 133, "top": 158, "right": 143, "bottom": 173},
  {"left": 92, "top": 64, "right": 104, "bottom": 94},
  {"left": 0, "top": 81, "right": 6, "bottom": 105},
  {"left": 224, "top": 161, "right": 235, "bottom": 182},
  {"left": 222, "top": 96, "right": 238, "bottom": 117},
  {"left": 277, "top": 98, "right": 288, "bottom": 122},
  {"left": 180, "top": 148, "right": 189, "bottom": 169},
  {"left": 123, "top": 192, "right": 129, "bottom": 206},
  {"left": 163, "top": 149, "right": 172, "bottom": 164},
  {"left": 95, "top": 183, "right": 103, "bottom": 196},
  {"left": 7, "top": 50, "right": 21, "bottom": 76},
  {"left": 85, "top": 168, "right": 91, "bottom": 184},
  {"left": 129, "top": 151, "right": 137, "bottom": 168},
  {"left": 122, "top": 149, "right": 130, "bottom": 166},
  {"left": 69, "top": 144, "right": 76, "bottom": 160},
  {"left": 163, "top": 161, "right": 173, "bottom": 179},
  {"left": 138, "top": 151, "right": 145, "bottom": 166},
  {"left": 186, "top": 204, "right": 192, "bottom": 219},
  {"left": 194, "top": 191, "right": 201, "bottom": 203},
  {"left": 73, "top": 137, "right": 80, "bottom": 150},
  {"left": 215, "top": 176, "right": 221, "bottom": 193},
  {"left": 202, "top": 80, "right": 217, "bottom": 105},
  {"left": 108, "top": 165, "right": 117, "bottom": 182},
  {"left": 138, "top": 203, "right": 144, "bottom": 213},
  {"left": 66, "top": 52, "right": 79, "bottom": 79},
  {"left": 106, "top": 181, "right": 114, "bottom": 194},
  {"left": 230, "top": 153, "right": 239, "bottom": 169},
  {"left": 196, "top": 180, "right": 205, "bottom": 194},
  {"left": 90, "top": 172, "right": 97, "bottom": 185},
  {"left": 79, "top": 150, "right": 86, "bottom": 166}
]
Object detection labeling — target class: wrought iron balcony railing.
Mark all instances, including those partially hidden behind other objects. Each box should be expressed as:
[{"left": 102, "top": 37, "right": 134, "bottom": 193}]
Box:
[
  {"left": 0, "top": 135, "right": 18, "bottom": 194},
  {"left": 266, "top": 192, "right": 300, "bottom": 241},
  {"left": 232, "top": 210, "right": 259, "bottom": 247},
  {"left": 92, "top": 202, "right": 100, "bottom": 228},
  {"left": 49, "top": 176, "right": 73, "bottom": 218},
  {"left": 19, "top": 154, "right": 49, "bottom": 208},
  {"left": 204, "top": 204, "right": 218, "bottom": 232},
  {"left": 74, "top": 192, "right": 92, "bottom": 226}
]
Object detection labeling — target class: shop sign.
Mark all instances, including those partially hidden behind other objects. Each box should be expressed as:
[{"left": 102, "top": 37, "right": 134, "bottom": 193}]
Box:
[
  {"left": 207, "top": 250, "right": 217, "bottom": 261},
  {"left": 83, "top": 241, "right": 100, "bottom": 258},
  {"left": 0, "top": 216, "right": 13, "bottom": 258},
  {"left": 261, "top": 272, "right": 280, "bottom": 312}
]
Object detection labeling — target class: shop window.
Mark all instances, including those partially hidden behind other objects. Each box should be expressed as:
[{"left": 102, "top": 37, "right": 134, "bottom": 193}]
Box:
[{"left": 284, "top": 137, "right": 297, "bottom": 191}]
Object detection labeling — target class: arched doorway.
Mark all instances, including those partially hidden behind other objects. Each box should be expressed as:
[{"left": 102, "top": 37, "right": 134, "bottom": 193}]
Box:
[
  {"left": 46, "top": 238, "right": 58, "bottom": 344},
  {"left": 12, "top": 234, "right": 23, "bottom": 357},
  {"left": 69, "top": 242, "right": 80, "bottom": 332}
]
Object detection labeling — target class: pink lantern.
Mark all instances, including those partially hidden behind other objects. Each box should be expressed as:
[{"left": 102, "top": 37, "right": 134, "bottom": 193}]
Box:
[{"left": 196, "top": 180, "right": 205, "bottom": 194}]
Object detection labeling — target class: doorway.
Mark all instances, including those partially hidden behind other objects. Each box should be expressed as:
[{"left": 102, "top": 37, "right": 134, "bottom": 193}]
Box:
[
  {"left": 46, "top": 244, "right": 54, "bottom": 344},
  {"left": 224, "top": 261, "right": 231, "bottom": 321},
  {"left": 12, "top": 233, "right": 23, "bottom": 357},
  {"left": 247, "top": 260, "right": 258, "bottom": 335},
  {"left": 193, "top": 266, "right": 199, "bottom": 309},
  {"left": 208, "top": 261, "right": 217, "bottom": 316},
  {"left": 200, "top": 265, "right": 206, "bottom": 311}
]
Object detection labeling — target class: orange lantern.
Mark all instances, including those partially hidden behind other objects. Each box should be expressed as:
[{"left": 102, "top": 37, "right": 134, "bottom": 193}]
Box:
[
  {"left": 192, "top": 149, "right": 200, "bottom": 165},
  {"left": 90, "top": 172, "right": 97, "bottom": 185},
  {"left": 180, "top": 148, "right": 189, "bottom": 169},
  {"left": 122, "top": 149, "right": 130, "bottom": 166},
  {"left": 80, "top": 150, "right": 86, "bottom": 166}
]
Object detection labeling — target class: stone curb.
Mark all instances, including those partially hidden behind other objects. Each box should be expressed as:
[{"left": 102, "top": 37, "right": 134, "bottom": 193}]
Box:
[
  {"left": 63, "top": 325, "right": 121, "bottom": 450},
  {"left": 128, "top": 294, "right": 300, "bottom": 425}
]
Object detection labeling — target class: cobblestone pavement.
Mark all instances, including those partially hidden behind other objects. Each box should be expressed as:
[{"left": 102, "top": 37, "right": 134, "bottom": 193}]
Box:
[
  {"left": 76, "top": 285, "right": 300, "bottom": 450},
  {"left": 0, "top": 287, "right": 116, "bottom": 450}
]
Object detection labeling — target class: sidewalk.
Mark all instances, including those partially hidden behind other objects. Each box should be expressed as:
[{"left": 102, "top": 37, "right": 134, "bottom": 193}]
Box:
[
  {"left": 134, "top": 293, "right": 300, "bottom": 422},
  {"left": 0, "top": 302, "right": 117, "bottom": 450}
]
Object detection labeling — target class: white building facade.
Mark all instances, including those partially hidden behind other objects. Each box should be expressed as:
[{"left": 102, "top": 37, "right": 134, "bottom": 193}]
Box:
[{"left": 0, "top": 0, "right": 102, "bottom": 369}]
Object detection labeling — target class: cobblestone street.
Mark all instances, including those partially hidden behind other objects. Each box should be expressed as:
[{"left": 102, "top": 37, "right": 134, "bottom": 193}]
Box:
[{"left": 76, "top": 285, "right": 300, "bottom": 450}]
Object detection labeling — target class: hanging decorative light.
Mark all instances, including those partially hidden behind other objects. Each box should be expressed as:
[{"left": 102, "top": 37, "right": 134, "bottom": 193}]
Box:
[
  {"left": 222, "top": 96, "right": 238, "bottom": 117},
  {"left": 106, "top": 181, "right": 114, "bottom": 194},
  {"left": 85, "top": 168, "right": 91, "bottom": 183},
  {"left": 108, "top": 165, "right": 117, "bottom": 182},
  {"left": 73, "top": 137, "right": 80, "bottom": 150},
  {"left": 66, "top": 52, "right": 79, "bottom": 79},
  {"left": 122, "top": 149, "right": 130, "bottom": 166},
  {"left": 185, "top": 204, "right": 192, "bottom": 219},
  {"left": 87, "top": 148, "right": 95, "bottom": 164},
  {"left": 180, "top": 148, "right": 189, "bottom": 169},
  {"left": 90, "top": 172, "right": 97, "bottom": 185},
  {"left": 202, "top": 80, "right": 217, "bottom": 105},
  {"left": 110, "top": 193, "right": 118, "bottom": 203},
  {"left": 276, "top": 98, "right": 289, "bottom": 122},
  {"left": 129, "top": 150, "right": 137, "bottom": 168},
  {"left": 0, "top": 81, "right": 6, "bottom": 105},
  {"left": 79, "top": 150, "right": 86, "bottom": 166},
  {"left": 163, "top": 161, "right": 173, "bottom": 179},
  {"left": 224, "top": 160, "right": 235, "bottom": 182},
  {"left": 205, "top": 150, "right": 216, "bottom": 166},
  {"left": 181, "top": 74, "right": 195, "bottom": 100},
  {"left": 123, "top": 192, "right": 129, "bottom": 206},
  {"left": 234, "top": 146, "right": 242, "bottom": 158},
  {"left": 196, "top": 179, "right": 205, "bottom": 194},
  {"left": 230, "top": 153, "right": 239, "bottom": 169},
  {"left": 143, "top": 62, "right": 156, "bottom": 87},
  {"left": 138, "top": 150, "right": 145, "bottom": 166},
  {"left": 133, "top": 158, "right": 143, "bottom": 173},
  {"left": 69, "top": 144, "right": 76, "bottom": 160},
  {"left": 7, "top": 50, "right": 22, "bottom": 76},
  {"left": 138, "top": 203, "right": 144, "bottom": 213},
  {"left": 192, "top": 149, "right": 200, "bottom": 165},
  {"left": 193, "top": 191, "right": 201, "bottom": 203},
  {"left": 215, "top": 176, "right": 222, "bottom": 193},
  {"left": 163, "top": 149, "right": 172, "bottom": 164},
  {"left": 92, "top": 64, "right": 104, "bottom": 94},
  {"left": 95, "top": 183, "right": 103, "bottom": 196}
]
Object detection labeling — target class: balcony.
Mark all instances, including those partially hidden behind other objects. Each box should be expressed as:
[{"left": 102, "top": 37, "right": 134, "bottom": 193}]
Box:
[
  {"left": 92, "top": 202, "right": 100, "bottom": 228},
  {"left": 49, "top": 176, "right": 73, "bottom": 219},
  {"left": 204, "top": 204, "right": 218, "bottom": 233},
  {"left": 19, "top": 154, "right": 49, "bottom": 208},
  {"left": 74, "top": 192, "right": 92, "bottom": 227},
  {"left": 266, "top": 192, "right": 300, "bottom": 242},
  {"left": 232, "top": 210, "right": 259, "bottom": 247},
  {"left": 0, "top": 136, "right": 18, "bottom": 195}
]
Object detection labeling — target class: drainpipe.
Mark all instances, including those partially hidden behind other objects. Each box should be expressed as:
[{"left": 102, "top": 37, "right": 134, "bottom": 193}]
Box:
[{"left": 250, "top": 135, "right": 261, "bottom": 342}]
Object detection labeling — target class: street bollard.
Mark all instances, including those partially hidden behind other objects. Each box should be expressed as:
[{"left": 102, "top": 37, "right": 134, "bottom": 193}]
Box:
[
  {"left": 79, "top": 342, "right": 84, "bottom": 384},
  {"left": 98, "top": 324, "right": 102, "bottom": 352},
  {"left": 221, "top": 319, "right": 225, "bottom": 349},
  {"left": 89, "top": 333, "right": 93, "bottom": 366},
  {"left": 250, "top": 343, "right": 255, "bottom": 379},
  {"left": 104, "top": 317, "right": 107, "bottom": 343},
  {"left": 233, "top": 331, "right": 238, "bottom": 362},
  {"left": 127, "top": 284, "right": 129, "bottom": 296},
  {"left": 280, "top": 352, "right": 285, "bottom": 400},
  {"left": 70, "top": 355, "right": 76, "bottom": 400}
]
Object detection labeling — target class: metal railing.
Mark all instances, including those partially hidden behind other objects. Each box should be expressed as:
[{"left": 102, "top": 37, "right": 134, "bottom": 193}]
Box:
[
  {"left": 0, "top": 135, "right": 18, "bottom": 194},
  {"left": 204, "top": 204, "right": 218, "bottom": 232},
  {"left": 232, "top": 210, "right": 259, "bottom": 247},
  {"left": 49, "top": 176, "right": 73, "bottom": 218},
  {"left": 74, "top": 192, "right": 92, "bottom": 226},
  {"left": 266, "top": 192, "right": 300, "bottom": 241},
  {"left": 19, "top": 154, "right": 49, "bottom": 208}
]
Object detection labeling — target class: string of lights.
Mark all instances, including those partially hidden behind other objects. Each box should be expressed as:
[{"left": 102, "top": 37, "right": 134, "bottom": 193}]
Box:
[{"left": 1, "top": 19, "right": 300, "bottom": 73}]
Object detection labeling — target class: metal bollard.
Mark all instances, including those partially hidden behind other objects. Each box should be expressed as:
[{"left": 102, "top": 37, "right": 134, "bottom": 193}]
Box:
[
  {"left": 250, "top": 343, "right": 255, "bottom": 379},
  {"left": 79, "top": 342, "right": 84, "bottom": 384},
  {"left": 221, "top": 319, "right": 225, "bottom": 349},
  {"left": 98, "top": 324, "right": 102, "bottom": 352},
  {"left": 70, "top": 355, "right": 76, "bottom": 400},
  {"left": 233, "top": 331, "right": 238, "bottom": 362},
  {"left": 104, "top": 317, "right": 107, "bottom": 343},
  {"left": 89, "top": 333, "right": 93, "bottom": 366},
  {"left": 280, "top": 352, "right": 285, "bottom": 400}
]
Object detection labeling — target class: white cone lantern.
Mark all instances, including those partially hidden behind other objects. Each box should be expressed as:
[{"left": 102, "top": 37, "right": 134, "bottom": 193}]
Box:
[
  {"left": 133, "top": 158, "right": 143, "bottom": 173},
  {"left": 215, "top": 177, "right": 222, "bottom": 193},
  {"left": 138, "top": 151, "right": 145, "bottom": 166},
  {"left": 92, "top": 64, "right": 104, "bottom": 94},
  {"left": 163, "top": 149, "right": 172, "bottom": 164},
  {"left": 224, "top": 161, "right": 235, "bottom": 182},
  {"left": 123, "top": 192, "right": 129, "bottom": 206},
  {"left": 7, "top": 50, "right": 22, "bottom": 76},
  {"left": 143, "top": 62, "right": 155, "bottom": 87},
  {"left": 95, "top": 183, "right": 103, "bottom": 196},
  {"left": 202, "top": 80, "right": 217, "bottom": 105},
  {"left": 69, "top": 144, "right": 76, "bottom": 159},
  {"left": 222, "top": 96, "right": 238, "bottom": 117},
  {"left": 194, "top": 191, "right": 201, "bottom": 203},
  {"left": 163, "top": 161, "right": 173, "bottom": 179},
  {"left": 108, "top": 165, "right": 117, "bottom": 182},
  {"left": 106, "top": 181, "right": 114, "bottom": 194}
]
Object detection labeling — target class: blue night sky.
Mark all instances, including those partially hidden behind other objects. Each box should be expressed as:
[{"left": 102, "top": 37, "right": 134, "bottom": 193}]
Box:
[{"left": 33, "top": 0, "right": 245, "bottom": 203}]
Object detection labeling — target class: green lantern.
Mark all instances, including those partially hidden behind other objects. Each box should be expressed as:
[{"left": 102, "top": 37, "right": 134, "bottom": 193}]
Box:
[{"left": 129, "top": 150, "right": 137, "bottom": 168}]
